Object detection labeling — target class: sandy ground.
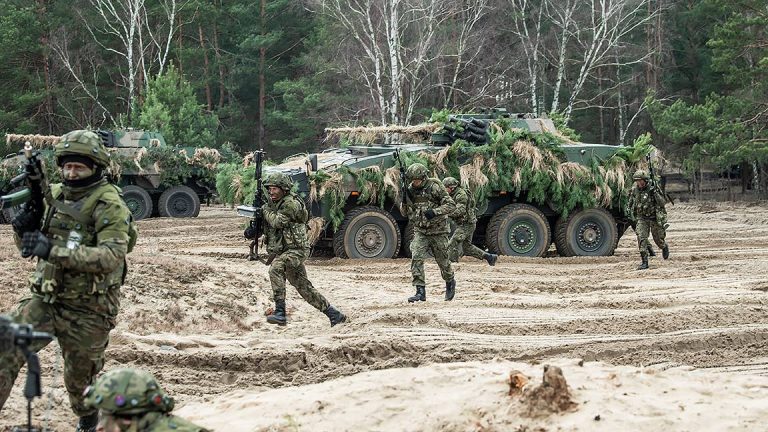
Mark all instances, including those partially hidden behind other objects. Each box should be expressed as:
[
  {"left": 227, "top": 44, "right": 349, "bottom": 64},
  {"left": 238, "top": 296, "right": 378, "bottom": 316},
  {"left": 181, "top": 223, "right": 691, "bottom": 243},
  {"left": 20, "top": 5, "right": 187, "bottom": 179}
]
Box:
[{"left": 1, "top": 202, "right": 768, "bottom": 431}]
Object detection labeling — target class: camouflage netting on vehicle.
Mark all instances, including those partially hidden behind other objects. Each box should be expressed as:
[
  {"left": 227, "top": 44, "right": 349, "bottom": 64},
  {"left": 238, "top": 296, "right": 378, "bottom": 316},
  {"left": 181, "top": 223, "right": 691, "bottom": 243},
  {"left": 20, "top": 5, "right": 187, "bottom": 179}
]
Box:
[
  {"left": 215, "top": 123, "right": 657, "bottom": 232},
  {"left": 3, "top": 133, "right": 222, "bottom": 188}
]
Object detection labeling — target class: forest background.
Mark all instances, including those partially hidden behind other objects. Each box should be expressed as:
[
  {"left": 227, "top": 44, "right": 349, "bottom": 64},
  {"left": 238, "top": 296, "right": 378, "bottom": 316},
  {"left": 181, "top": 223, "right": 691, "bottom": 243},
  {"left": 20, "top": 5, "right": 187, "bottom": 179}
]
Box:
[{"left": 1, "top": 0, "right": 767, "bottom": 196}]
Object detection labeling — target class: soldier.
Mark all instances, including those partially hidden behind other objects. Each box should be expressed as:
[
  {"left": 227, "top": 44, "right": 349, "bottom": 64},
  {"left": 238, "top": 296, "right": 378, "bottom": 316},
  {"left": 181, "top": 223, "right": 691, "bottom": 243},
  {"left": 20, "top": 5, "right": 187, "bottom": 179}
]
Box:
[
  {"left": 0, "top": 130, "right": 135, "bottom": 432},
  {"left": 246, "top": 172, "right": 346, "bottom": 326},
  {"left": 84, "top": 368, "right": 209, "bottom": 432},
  {"left": 627, "top": 169, "right": 669, "bottom": 270},
  {"left": 442, "top": 177, "right": 498, "bottom": 266},
  {"left": 404, "top": 163, "right": 457, "bottom": 302}
]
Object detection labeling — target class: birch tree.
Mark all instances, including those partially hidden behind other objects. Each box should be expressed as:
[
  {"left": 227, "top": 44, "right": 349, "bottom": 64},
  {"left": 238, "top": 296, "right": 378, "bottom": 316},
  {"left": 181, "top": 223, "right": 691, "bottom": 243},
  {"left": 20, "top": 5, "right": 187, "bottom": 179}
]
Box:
[{"left": 317, "top": 0, "right": 491, "bottom": 125}]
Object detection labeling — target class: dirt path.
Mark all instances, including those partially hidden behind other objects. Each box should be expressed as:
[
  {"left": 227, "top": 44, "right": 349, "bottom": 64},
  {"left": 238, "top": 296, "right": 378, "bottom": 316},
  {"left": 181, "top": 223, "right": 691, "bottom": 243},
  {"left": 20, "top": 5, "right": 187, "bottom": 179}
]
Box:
[{"left": 1, "top": 202, "right": 767, "bottom": 430}]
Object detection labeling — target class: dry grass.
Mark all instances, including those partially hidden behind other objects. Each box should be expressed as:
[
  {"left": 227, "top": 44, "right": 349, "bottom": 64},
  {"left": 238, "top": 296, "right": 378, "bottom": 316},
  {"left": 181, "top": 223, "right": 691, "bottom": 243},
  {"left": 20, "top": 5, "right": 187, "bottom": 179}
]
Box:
[
  {"left": 5, "top": 134, "right": 61, "bottom": 148},
  {"left": 324, "top": 123, "right": 442, "bottom": 144},
  {"left": 459, "top": 154, "right": 489, "bottom": 189},
  {"left": 555, "top": 162, "right": 590, "bottom": 186},
  {"left": 188, "top": 148, "right": 221, "bottom": 169},
  {"left": 243, "top": 152, "right": 254, "bottom": 167},
  {"left": 425, "top": 146, "right": 452, "bottom": 175},
  {"left": 383, "top": 166, "right": 403, "bottom": 204},
  {"left": 356, "top": 166, "right": 382, "bottom": 204},
  {"left": 604, "top": 160, "right": 627, "bottom": 191},
  {"left": 230, "top": 174, "right": 245, "bottom": 204},
  {"left": 133, "top": 147, "right": 148, "bottom": 172},
  {"left": 307, "top": 217, "right": 326, "bottom": 246},
  {"left": 512, "top": 141, "right": 546, "bottom": 172}
]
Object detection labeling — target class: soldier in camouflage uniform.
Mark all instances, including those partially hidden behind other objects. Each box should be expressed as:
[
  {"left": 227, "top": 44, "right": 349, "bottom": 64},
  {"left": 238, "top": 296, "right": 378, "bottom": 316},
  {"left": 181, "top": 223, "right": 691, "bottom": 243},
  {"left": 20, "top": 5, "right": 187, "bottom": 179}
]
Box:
[
  {"left": 627, "top": 169, "right": 669, "bottom": 270},
  {"left": 84, "top": 368, "right": 209, "bottom": 432},
  {"left": 442, "top": 177, "right": 498, "bottom": 266},
  {"left": 404, "top": 163, "right": 457, "bottom": 302},
  {"left": 0, "top": 130, "right": 134, "bottom": 432},
  {"left": 246, "top": 173, "right": 346, "bottom": 326}
]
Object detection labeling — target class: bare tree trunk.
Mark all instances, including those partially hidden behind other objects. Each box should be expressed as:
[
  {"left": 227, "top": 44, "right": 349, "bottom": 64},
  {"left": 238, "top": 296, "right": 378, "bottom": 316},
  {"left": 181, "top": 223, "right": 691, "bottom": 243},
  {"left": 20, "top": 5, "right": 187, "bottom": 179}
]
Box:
[
  {"left": 177, "top": 14, "right": 183, "bottom": 75},
  {"left": 214, "top": 22, "right": 226, "bottom": 108},
  {"left": 198, "top": 23, "right": 213, "bottom": 111},
  {"left": 258, "top": 0, "right": 266, "bottom": 149},
  {"left": 37, "top": 0, "right": 54, "bottom": 133}
]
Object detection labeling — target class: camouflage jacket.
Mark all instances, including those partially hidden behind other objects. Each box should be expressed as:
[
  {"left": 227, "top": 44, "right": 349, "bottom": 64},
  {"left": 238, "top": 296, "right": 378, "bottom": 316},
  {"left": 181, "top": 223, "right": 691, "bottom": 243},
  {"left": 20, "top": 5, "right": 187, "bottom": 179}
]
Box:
[
  {"left": 448, "top": 186, "right": 477, "bottom": 225},
  {"left": 627, "top": 183, "right": 667, "bottom": 221},
  {"left": 406, "top": 178, "right": 456, "bottom": 235},
  {"left": 263, "top": 193, "right": 309, "bottom": 254},
  {"left": 135, "top": 412, "right": 210, "bottom": 432},
  {"left": 15, "top": 179, "right": 132, "bottom": 302}
]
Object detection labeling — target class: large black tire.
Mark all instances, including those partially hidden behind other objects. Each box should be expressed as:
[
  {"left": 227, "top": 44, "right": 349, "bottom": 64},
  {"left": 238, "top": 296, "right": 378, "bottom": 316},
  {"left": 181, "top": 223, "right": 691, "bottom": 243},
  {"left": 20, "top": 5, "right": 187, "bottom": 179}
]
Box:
[
  {"left": 554, "top": 208, "right": 618, "bottom": 257},
  {"left": 486, "top": 204, "right": 551, "bottom": 257},
  {"left": 122, "top": 185, "right": 153, "bottom": 221},
  {"left": 333, "top": 206, "right": 401, "bottom": 259},
  {"left": 158, "top": 185, "right": 200, "bottom": 218}
]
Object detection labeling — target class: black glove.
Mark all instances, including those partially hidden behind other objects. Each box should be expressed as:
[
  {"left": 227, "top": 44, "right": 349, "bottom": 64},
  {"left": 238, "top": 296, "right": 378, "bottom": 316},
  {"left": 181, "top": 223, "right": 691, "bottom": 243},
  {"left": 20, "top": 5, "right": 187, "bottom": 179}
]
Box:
[
  {"left": 424, "top": 209, "right": 436, "bottom": 220},
  {"left": 244, "top": 225, "right": 257, "bottom": 240},
  {"left": 21, "top": 231, "right": 52, "bottom": 259},
  {"left": 11, "top": 208, "right": 41, "bottom": 236}
]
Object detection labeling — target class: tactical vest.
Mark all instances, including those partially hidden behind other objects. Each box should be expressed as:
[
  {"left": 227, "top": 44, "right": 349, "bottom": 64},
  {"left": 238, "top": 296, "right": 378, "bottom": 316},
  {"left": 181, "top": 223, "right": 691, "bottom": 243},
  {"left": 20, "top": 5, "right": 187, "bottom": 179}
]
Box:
[
  {"left": 453, "top": 187, "right": 477, "bottom": 224},
  {"left": 267, "top": 194, "right": 309, "bottom": 253},
  {"left": 408, "top": 178, "right": 449, "bottom": 230},
  {"left": 30, "top": 182, "right": 135, "bottom": 301},
  {"left": 633, "top": 186, "right": 659, "bottom": 219}
]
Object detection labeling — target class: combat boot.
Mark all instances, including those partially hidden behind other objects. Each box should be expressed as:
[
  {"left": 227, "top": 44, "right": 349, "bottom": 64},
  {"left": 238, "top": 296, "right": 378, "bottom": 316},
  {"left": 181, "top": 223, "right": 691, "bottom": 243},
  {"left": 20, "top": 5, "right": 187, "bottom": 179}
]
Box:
[
  {"left": 647, "top": 245, "right": 656, "bottom": 257},
  {"left": 75, "top": 413, "right": 99, "bottom": 432},
  {"left": 408, "top": 286, "right": 426, "bottom": 303},
  {"left": 266, "top": 300, "right": 287, "bottom": 326},
  {"left": 636, "top": 256, "right": 649, "bottom": 270},
  {"left": 445, "top": 278, "right": 456, "bottom": 301},
  {"left": 324, "top": 305, "right": 347, "bottom": 327},
  {"left": 484, "top": 252, "right": 498, "bottom": 266},
  {"left": 662, "top": 245, "right": 670, "bottom": 260}
]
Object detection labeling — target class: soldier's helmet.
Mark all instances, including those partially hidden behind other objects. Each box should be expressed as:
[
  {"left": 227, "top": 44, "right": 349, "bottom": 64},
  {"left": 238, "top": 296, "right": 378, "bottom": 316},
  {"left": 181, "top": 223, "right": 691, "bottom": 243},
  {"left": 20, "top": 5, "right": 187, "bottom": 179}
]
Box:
[
  {"left": 55, "top": 130, "right": 110, "bottom": 168},
  {"left": 83, "top": 368, "right": 175, "bottom": 416},
  {"left": 406, "top": 163, "right": 429, "bottom": 181},
  {"left": 263, "top": 173, "right": 293, "bottom": 191},
  {"left": 442, "top": 177, "right": 459, "bottom": 188},
  {"left": 633, "top": 169, "right": 650, "bottom": 181}
]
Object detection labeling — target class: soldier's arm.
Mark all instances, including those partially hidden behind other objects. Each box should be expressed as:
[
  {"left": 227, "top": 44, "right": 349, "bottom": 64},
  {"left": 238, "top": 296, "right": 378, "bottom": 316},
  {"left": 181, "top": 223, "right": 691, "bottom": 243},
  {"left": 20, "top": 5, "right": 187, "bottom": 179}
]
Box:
[
  {"left": 452, "top": 190, "right": 468, "bottom": 218},
  {"left": 46, "top": 201, "right": 130, "bottom": 273},
  {"left": 431, "top": 183, "right": 456, "bottom": 216},
  {"left": 263, "top": 199, "right": 298, "bottom": 229}
]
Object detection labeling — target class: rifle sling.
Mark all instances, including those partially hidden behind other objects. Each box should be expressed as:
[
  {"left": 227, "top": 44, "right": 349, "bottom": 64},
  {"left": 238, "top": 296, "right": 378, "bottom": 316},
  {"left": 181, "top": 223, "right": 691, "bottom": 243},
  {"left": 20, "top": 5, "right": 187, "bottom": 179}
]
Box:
[{"left": 45, "top": 189, "right": 95, "bottom": 227}]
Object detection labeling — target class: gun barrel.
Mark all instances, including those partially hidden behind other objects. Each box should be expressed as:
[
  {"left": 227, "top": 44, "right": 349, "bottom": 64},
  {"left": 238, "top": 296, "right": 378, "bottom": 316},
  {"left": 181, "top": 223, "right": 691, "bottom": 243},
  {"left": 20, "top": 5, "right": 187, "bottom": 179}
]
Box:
[{"left": 0, "top": 188, "right": 31, "bottom": 210}]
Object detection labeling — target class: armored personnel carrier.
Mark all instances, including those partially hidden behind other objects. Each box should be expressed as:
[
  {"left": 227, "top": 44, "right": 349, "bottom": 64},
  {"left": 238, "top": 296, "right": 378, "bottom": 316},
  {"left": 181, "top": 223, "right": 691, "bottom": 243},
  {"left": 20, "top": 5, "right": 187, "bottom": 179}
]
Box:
[
  {"left": 1, "top": 130, "right": 218, "bottom": 222},
  {"left": 238, "top": 110, "right": 652, "bottom": 259}
]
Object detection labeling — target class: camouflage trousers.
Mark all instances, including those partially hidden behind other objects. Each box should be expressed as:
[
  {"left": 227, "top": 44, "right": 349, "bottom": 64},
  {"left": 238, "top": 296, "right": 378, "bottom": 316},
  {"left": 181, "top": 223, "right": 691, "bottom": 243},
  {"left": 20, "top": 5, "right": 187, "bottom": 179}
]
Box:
[
  {"left": 410, "top": 231, "right": 454, "bottom": 287},
  {"left": 0, "top": 290, "right": 119, "bottom": 417},
  {"left": 269, "top": 248, "right": 329, "bottom": 312},
  {"left": 636, "top": 218, "right": 667, "bottom": 259},
  {"left": 448, "top": 221, "right": 486, "bottom": 262}
]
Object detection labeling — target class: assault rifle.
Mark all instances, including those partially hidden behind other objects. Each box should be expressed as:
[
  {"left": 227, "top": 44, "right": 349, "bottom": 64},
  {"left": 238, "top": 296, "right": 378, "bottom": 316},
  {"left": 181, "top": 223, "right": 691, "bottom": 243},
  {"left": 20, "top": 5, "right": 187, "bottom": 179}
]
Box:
[
  {"left": 236, "top": 150, "right": 266, "bottom": 261},
  {"left": 646, "top": 151, "right": 674, "bottom": 206},
  {"left": 393, "top": 148, "right": 412, "bottom": 210},
  {"left": 0, "top": 142, "right": 48, "bottom": 214}
]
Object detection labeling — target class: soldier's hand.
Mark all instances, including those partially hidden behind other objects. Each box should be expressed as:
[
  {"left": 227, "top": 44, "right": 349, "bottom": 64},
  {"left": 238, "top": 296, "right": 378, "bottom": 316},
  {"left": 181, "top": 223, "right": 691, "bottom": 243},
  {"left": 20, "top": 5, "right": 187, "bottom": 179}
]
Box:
[
  {"left": 244, "top": 225, "right": 257, "bottom": 240},
  {"left": 21, "top": 231, "right": 51, "bottom": 259},
  {"left": 11, "top": 208, "right": 41, "bottom": 236},
  {"left": 424, "top": 209, "right": 436, "bottom": 220}
]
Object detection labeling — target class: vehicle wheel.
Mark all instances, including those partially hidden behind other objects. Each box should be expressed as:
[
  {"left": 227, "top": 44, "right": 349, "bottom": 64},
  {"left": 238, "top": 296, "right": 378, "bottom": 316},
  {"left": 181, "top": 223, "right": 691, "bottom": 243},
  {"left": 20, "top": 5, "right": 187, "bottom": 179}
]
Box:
[
  {"left": 158, "top": 185, "right": 200, "bottom": 218},
  {"left": 333, "top": 206, "right": 401, "bottom": 259},
  {"left": 486, "top": 204, "right": 551, "bottom": 257},
  {"left": 554, "top": 208, "right": 618, "bottom": 257},
  {"left": 122, "top": 185, "right": 153, "bottom": 221}
]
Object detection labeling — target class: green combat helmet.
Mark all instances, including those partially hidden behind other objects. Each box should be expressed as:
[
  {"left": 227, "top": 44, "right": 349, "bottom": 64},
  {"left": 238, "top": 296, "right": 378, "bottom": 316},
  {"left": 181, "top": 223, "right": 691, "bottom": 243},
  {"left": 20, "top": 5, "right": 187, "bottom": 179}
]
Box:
[
  {"left": 83, "top": 368, "right": 175, "bottom": 416},
  {"left": 55, "top": 130, "right": 111, "bottom": 168},
  {"left": 263, "top": 172, "right": 293, "bottom": 191},
  {"left": 633, "top": 169, "right": 649, "bottom": 181},
  {"left": 442, "top": 177, "right": 459, "bottom": 188},
  {"left": 406, "top": 163, "right": 429, "bottom": 181}
]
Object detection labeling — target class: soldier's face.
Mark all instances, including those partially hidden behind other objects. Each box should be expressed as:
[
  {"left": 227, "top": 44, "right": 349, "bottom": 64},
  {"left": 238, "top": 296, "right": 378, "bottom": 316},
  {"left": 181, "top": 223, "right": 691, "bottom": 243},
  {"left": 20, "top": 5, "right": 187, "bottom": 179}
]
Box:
[
  {"left": 636, "top": 179, "right": 647, "bottom": 188},
  {"left": 61, "top": 161, "right": 94, "bottom": 180},
  {"left": 268, "top": 186, "right": 285, "bottom": 202},
  {"left": 411, "top": 179, "right": 423, "bottom": 188},
  {"left": 445, "top": 186, "right": 455, "bottom": 194}
]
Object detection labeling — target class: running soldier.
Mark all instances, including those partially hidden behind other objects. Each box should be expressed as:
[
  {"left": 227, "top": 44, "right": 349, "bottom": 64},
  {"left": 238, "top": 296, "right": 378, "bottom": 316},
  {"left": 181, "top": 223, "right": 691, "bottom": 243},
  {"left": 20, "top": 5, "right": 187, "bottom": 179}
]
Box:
[
  {"left": 404, "top": 163, "right": 457, "bottom": 302},
  {"left": 245, "top": 173, "right": 346, "bottom": 326},
  {"left": 0, "top": 130, "right": 135, "bottom": 432},
  {"left": 627, "top": 169, "right": 669, "bottom": 270},
  {"left": 442, "top": 177, "right": 497, "bottom": 266},
  {"left": 84, "top": 368, "right": 209, "bottom": 432}
]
